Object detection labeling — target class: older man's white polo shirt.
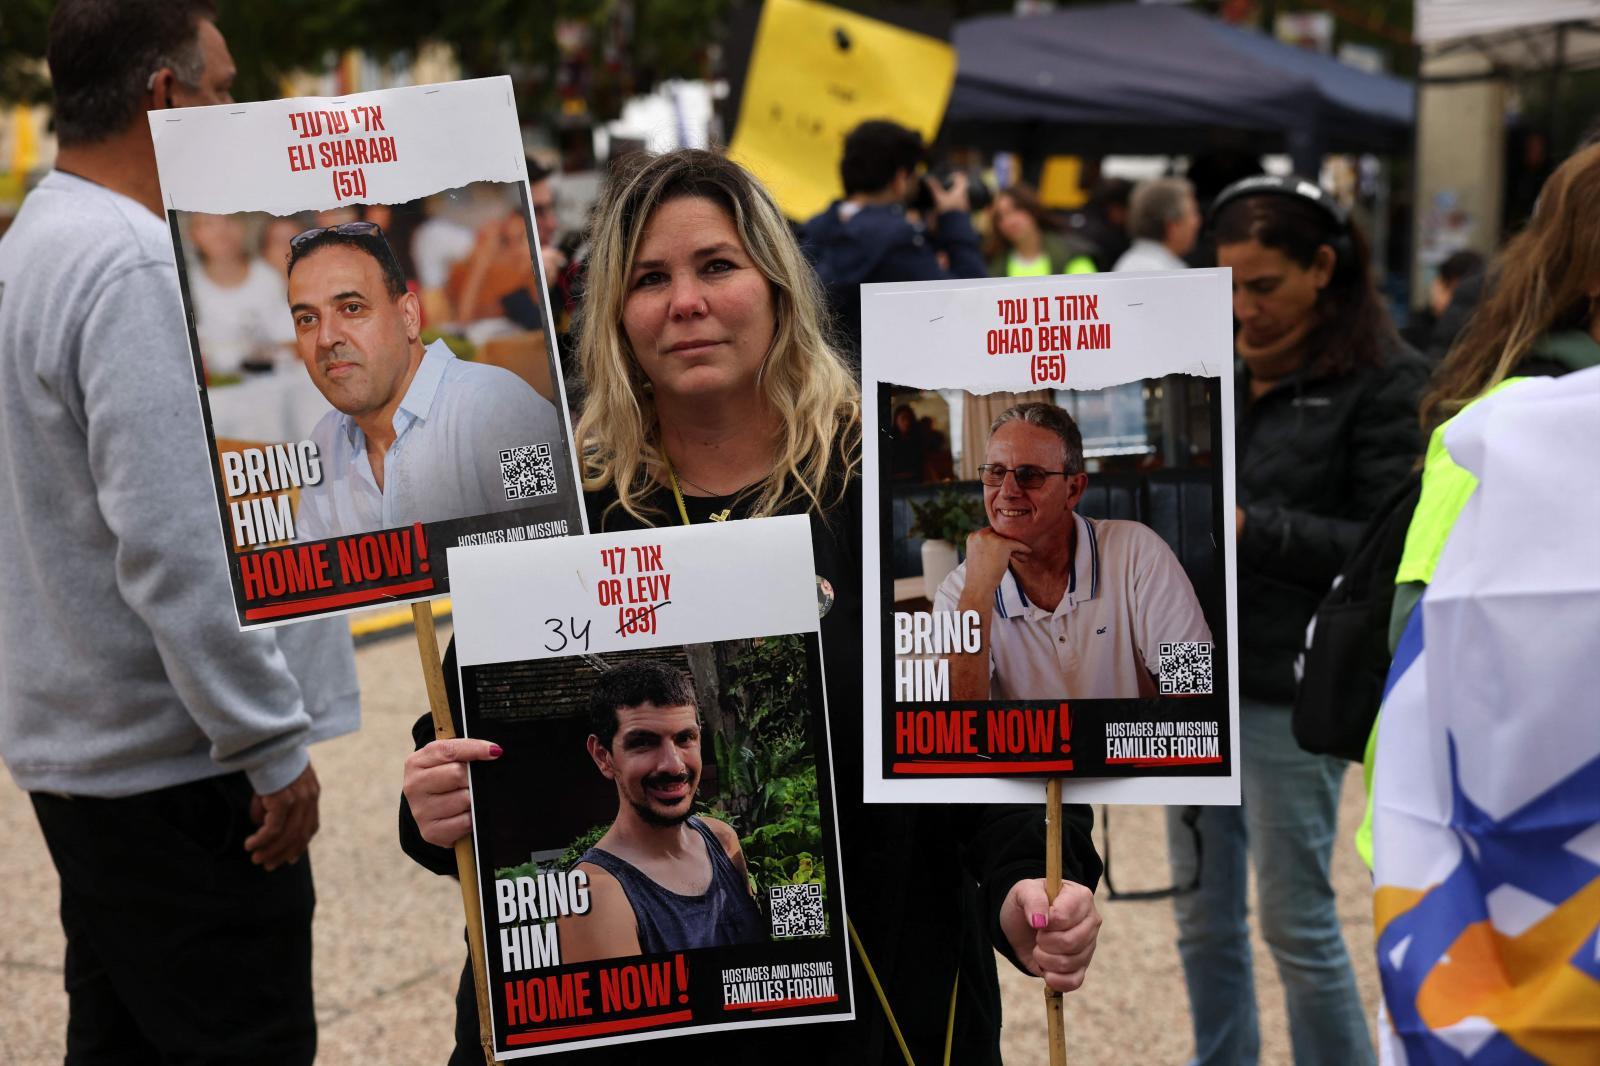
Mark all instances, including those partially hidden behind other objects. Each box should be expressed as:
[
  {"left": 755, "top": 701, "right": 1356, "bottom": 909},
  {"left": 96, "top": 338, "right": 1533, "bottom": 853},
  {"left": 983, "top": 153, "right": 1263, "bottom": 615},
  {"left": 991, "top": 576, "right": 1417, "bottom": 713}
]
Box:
[{"left": 934, "top": 513, "right": 1212, "bottom": 699}]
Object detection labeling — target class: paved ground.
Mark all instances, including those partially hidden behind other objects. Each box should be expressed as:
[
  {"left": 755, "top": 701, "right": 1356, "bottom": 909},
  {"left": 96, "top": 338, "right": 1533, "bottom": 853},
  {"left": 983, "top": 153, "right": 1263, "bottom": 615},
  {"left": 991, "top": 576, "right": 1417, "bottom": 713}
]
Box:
[{"left": 0, "top": 624, "right": 1379, "bottom": 1064}]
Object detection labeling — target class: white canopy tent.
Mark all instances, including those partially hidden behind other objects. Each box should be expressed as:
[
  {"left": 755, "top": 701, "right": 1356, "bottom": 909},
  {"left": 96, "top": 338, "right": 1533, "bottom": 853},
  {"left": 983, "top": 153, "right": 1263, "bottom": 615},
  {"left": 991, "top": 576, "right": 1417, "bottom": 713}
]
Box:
[{"left": 1416, "top": 0, "right": 1600, "bottom": 74}]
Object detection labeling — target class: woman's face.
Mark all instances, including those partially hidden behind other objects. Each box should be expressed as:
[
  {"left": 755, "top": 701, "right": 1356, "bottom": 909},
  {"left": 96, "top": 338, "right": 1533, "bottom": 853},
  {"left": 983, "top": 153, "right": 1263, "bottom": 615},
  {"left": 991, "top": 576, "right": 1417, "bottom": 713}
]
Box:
[
  {"left": 621, "top": 196, "right": 777, "bottom": 405},
  {"left": 993, "top": 194, "right": 1038, "bottom": 246},
  {"left": 1218, "top": 238, "right": 1333, "bottom": 349}
]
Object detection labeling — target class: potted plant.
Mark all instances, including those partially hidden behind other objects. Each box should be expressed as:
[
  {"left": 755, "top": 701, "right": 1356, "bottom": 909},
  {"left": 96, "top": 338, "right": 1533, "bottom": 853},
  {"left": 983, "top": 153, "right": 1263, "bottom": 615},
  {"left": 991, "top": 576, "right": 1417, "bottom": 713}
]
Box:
[{"left": 908, "top": 486, "right": 986, "bottom": 600}]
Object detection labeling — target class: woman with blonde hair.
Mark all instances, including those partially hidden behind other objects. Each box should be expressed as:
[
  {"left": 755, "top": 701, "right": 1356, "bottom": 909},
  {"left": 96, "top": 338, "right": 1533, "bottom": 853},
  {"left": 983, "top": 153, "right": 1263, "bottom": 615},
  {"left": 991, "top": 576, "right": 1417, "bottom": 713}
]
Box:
[
  {"left": 400, "top": 149, "right": 1104, "bottom": 1065},
  {"left": 574, "top": 148, "right": 858, "bottom": 528}
]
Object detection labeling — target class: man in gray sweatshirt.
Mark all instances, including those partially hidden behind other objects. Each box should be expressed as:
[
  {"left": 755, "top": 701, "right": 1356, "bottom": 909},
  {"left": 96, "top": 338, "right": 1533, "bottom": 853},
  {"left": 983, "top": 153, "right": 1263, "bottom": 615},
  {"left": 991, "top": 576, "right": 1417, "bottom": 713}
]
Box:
[{"left": 0, "top": 3, "right": 357, "bottom": 1062}]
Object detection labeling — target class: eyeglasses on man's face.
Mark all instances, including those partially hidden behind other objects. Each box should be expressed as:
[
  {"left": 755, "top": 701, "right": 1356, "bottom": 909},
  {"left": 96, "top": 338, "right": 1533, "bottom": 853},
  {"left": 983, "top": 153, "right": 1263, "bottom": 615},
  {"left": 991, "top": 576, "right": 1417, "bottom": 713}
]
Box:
[{"left": 977, "top": 463, "right": 1074, "bottom": 489}]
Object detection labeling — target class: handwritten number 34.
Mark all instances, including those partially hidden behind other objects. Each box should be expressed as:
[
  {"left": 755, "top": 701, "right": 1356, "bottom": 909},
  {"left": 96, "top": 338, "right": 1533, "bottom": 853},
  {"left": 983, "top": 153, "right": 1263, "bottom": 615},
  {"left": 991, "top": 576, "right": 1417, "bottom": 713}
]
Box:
[{"left": 543, "top": 617, "right": 592, "bottom": 653}]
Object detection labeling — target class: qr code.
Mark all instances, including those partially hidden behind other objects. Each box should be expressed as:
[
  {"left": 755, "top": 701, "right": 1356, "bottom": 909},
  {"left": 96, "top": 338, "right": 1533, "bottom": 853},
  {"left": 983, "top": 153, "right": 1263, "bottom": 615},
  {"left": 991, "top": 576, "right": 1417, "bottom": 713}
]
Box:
[
  {"left": 499, "top": 443, "right": 556, "bottom": 501},
  {"left": 769, "top": 883, "right": 825, "bottom": 938},
  {"left": 1159, "top": 641, "right": 1214, "bottom": 695}
]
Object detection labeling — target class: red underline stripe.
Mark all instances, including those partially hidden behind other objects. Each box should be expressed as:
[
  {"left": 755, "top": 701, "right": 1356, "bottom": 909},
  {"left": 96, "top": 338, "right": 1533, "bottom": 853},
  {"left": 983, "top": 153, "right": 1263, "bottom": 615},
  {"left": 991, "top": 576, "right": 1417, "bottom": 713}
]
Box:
[
  {"left": 1104, "top": 755, "right": 1223, "bottom": 767},
  {"left": 504, "top": 1009, "right": 694, "bottom": 1045},
  {"left": 891, "top": 760, "right": 1076, "bottom": 774},
  {"left": 243, "top": 577, "right": 437, "bottom": 620},
  {"left": 726, "top": 993, "right": 841, "bottom": 1013}
]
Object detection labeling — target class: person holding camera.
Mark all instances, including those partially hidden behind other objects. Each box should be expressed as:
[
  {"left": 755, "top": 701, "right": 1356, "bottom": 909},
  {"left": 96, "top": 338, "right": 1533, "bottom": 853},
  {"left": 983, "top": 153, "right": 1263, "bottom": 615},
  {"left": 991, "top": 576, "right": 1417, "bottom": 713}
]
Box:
[{"left": 800, "top": 119, "right": 987, "bottom": 359}]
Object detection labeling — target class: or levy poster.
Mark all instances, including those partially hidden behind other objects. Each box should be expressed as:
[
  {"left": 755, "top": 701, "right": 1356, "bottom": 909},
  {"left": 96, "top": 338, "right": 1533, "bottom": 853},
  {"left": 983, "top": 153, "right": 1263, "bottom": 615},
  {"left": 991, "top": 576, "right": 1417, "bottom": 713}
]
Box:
[
  {"left": 728, "top": 0, "right": 955, "bottom": 220},
  {"left": 150, "top": 77, "right": 584, "bottom": 628},
  {"left": 449, "top": 517, "right": 853, "bottom": 1057},
  {"left": 861, "top": 270, "right": 1241, "bottom": 806}
]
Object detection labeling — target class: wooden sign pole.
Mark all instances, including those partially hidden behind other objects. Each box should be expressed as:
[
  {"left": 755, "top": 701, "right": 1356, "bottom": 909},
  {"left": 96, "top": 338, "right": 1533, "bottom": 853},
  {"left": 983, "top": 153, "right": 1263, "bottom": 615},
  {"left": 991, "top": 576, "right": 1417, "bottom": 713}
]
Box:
[
  {"left": 1044, "top": 777, "right": 1067, "bottom": 1066},
  {"left": 412, "top": 601, "right": 499, "bottom": 1066}
]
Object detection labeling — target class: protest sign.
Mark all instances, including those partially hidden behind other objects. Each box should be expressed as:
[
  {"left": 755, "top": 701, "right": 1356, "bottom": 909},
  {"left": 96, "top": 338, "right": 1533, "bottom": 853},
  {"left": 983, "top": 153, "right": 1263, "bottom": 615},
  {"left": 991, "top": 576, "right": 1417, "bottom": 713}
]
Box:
[
  {"left": 150, "top": 77, "right": 584, "bottom": 628},
  {"left": 728, "top": 0, "right": 955, "bottom": 220},
  {"left": 861, "top": 270, "right": 1241, "bottom": 806},
  {"left": 449, "top": 517, "right": 853, "bottom": 1057}
]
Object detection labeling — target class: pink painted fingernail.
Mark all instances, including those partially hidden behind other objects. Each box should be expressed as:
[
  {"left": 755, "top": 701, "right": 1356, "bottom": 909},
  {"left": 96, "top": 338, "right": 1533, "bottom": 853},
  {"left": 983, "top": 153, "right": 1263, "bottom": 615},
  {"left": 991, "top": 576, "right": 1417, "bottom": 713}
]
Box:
[
  {"left": 489, "top": 744, "right": 503, "bottom": 757},
  {"left": 1030, "top": 912, "right": 1047, "bottom": 929}
]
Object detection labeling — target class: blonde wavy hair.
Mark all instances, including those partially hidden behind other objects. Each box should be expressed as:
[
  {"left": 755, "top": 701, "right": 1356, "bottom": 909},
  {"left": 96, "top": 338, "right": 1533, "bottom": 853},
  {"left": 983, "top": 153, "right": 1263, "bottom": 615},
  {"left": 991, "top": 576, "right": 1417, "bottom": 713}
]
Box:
[{"left": 574, "top": 149, "right": 860, "bottom": 524}]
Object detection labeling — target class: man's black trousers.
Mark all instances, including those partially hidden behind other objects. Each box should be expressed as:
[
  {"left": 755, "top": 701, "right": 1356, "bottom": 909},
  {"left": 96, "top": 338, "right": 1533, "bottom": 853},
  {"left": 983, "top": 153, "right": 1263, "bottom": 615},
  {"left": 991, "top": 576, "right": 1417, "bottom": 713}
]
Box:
[{"left": 31, "top": 772, "right": 315, "bottom": 1066}]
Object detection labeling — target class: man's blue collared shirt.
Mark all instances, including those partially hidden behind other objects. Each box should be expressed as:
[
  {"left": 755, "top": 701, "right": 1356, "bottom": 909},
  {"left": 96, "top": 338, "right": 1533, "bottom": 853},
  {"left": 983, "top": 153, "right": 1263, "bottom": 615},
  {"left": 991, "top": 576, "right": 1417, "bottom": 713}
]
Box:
[{"left": 295, "top": 340, "right": 562, "bottom": 540}]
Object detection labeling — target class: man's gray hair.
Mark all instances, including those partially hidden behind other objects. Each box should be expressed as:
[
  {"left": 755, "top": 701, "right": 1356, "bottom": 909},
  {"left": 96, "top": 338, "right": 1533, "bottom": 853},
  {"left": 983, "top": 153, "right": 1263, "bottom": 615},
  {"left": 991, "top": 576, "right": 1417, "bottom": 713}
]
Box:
[
  {"left": 161, "top": 38, "right": 209, "bottom": 90},
  {"left": 990, "top": 402, "right": 1085, "bottom": 475},
  {"left": 1128, "top": 177, "right": 1195, "bottom": 242}
]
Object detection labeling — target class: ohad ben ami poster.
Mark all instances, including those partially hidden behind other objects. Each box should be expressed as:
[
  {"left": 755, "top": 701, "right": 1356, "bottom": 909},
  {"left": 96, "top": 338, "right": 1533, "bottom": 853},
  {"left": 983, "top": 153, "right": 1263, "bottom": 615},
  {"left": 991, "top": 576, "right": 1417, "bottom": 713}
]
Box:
[
  {"left": 150, "top": 77, "right": 583, "bottom": 628},
  {"left": 449, "top": 517, "right": 853, "bottom": 1057},
  {"left": 861, "top": 270, "right": 1241, "bottom": 806}
]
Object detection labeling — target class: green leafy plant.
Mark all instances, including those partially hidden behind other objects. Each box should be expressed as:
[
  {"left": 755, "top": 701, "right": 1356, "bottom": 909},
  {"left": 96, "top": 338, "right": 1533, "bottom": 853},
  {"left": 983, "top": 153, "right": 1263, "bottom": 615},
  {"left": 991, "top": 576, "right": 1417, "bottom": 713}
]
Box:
[
  {"left": 908, "top": 486, "right": 985, "bottom": 545},
  {"left": 700, "top": 635, "right": 830, "bottom": 928},
  {"left": 555, "top": 822, "right": 610, "bottom": 872}
]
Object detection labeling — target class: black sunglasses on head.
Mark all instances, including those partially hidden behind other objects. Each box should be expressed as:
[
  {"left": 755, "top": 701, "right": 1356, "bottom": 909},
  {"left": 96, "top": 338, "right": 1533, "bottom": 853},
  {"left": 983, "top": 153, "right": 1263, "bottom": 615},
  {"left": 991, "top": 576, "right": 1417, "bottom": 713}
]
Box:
[{"left": 288, "top": 221, "right": 385, "bottom": 253}]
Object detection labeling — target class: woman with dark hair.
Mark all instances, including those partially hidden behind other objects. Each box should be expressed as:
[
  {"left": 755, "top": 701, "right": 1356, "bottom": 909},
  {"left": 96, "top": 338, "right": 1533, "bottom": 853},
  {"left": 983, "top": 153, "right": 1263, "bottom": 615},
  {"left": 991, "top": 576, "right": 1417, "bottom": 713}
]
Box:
[
  {"left": 987, "top": 182, "right": 1097, "bottom": 277},
  {"left": 399, "top": 149, "right": 1104, "bottom": 1066},
  {"left": 1164, "top": 176, "right": 1428, "bottom": 1066}
]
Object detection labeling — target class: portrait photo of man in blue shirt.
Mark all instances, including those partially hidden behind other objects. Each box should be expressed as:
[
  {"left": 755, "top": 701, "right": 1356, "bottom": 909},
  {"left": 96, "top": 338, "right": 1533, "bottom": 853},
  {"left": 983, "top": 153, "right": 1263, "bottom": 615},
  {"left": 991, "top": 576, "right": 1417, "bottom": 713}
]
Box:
[{"left": 285, "top": 221, "right": 562, "bottom": 541}]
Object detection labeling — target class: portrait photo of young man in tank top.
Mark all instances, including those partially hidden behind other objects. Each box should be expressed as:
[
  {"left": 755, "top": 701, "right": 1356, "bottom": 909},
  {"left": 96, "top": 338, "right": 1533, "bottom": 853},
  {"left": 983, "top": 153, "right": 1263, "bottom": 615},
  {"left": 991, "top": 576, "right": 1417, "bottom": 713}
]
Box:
[{"left": 558, "top": 660, "right": 764, "bottom": 963}]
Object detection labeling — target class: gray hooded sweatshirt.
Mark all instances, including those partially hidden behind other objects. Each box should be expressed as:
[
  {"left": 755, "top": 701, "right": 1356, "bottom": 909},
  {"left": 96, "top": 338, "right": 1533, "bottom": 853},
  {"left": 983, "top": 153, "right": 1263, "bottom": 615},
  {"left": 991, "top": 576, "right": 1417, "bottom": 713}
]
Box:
[{"left": 0, "top": 170, "right": 358, "bottom": 798}]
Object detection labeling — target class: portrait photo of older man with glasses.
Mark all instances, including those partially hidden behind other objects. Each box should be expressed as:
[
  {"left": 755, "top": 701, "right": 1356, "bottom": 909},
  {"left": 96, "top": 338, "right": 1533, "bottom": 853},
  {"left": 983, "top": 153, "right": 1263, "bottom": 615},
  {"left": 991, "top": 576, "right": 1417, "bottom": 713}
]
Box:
[{"left": 936, "top": 401, "right": 1212, "bottom": 701}]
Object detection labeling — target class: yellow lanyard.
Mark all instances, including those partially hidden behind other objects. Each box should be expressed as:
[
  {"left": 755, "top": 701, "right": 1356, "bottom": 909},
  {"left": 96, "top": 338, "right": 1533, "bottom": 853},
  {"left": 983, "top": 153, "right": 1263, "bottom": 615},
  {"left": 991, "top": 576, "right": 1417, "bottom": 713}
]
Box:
[
  {"left": 665, "top": 459, "right": 731, "bottom": 524},
  {"left": 666, "top": 461, "right": 694, "bottom": 526},
  {"left": 662, "top": 459, "right": 957, "bottom": 1065},
  {"left": 847, "top": 919, "right": 959, "bottom": 1066}
]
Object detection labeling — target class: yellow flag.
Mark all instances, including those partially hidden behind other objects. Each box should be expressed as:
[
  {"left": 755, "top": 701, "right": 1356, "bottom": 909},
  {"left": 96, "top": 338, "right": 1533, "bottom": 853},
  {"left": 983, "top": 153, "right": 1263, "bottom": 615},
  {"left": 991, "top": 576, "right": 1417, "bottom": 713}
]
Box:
[{"left": 728, "top": 0, "right": 956, "bottom": 221}]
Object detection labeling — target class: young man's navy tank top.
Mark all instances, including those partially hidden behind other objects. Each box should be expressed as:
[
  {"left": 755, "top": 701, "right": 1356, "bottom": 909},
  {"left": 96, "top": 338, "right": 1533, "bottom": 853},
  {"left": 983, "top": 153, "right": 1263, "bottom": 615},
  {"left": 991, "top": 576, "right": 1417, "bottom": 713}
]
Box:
[{"left": 579, "top": 816, "right": 765, "bottom": 954}]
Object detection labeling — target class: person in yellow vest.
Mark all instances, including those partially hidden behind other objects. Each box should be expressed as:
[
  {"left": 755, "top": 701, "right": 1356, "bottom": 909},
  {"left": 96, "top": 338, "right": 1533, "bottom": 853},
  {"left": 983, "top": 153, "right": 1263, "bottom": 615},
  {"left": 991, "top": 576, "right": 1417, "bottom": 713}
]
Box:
[
  {"left": 987, "top": 182, "right": 1098, "bottom": 278},
  {"left": 1366, "top": 143, "right": 1600, "bottom": 1061},
  {"left": 1357, "top": 142, "right": 1600, "bottom": 867}
]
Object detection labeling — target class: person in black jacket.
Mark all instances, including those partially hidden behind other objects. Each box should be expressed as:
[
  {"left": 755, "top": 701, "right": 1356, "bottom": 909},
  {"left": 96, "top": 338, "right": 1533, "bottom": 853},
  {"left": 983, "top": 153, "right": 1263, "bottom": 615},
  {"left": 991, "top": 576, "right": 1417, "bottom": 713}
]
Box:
[
  {"left": 1163, "top": 176, "right": 1427, "bottom": 1066},
  {"left": 400, "top": 148, "right": 1103, "bottom": 1066},
  {"left": 799, "top": 120, "right": 988, "bottom": 359}
]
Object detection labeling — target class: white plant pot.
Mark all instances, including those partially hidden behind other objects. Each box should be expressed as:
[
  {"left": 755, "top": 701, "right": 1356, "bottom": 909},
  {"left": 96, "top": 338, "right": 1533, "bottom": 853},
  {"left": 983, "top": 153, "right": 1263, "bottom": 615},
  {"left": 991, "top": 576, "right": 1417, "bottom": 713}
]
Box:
[{"left": 921, "top": 538, "right": 960, "bottom": 602}]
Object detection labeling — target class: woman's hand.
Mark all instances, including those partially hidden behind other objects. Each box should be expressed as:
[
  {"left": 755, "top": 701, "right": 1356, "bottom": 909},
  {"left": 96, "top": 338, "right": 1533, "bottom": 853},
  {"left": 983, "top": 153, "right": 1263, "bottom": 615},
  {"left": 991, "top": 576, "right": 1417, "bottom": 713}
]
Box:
[
  {"left": 999, "top": 878, "right": 1102, "bottom": 993},
  {"left": 402, "top": 738, "right": 502, "bottom": 848}
]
